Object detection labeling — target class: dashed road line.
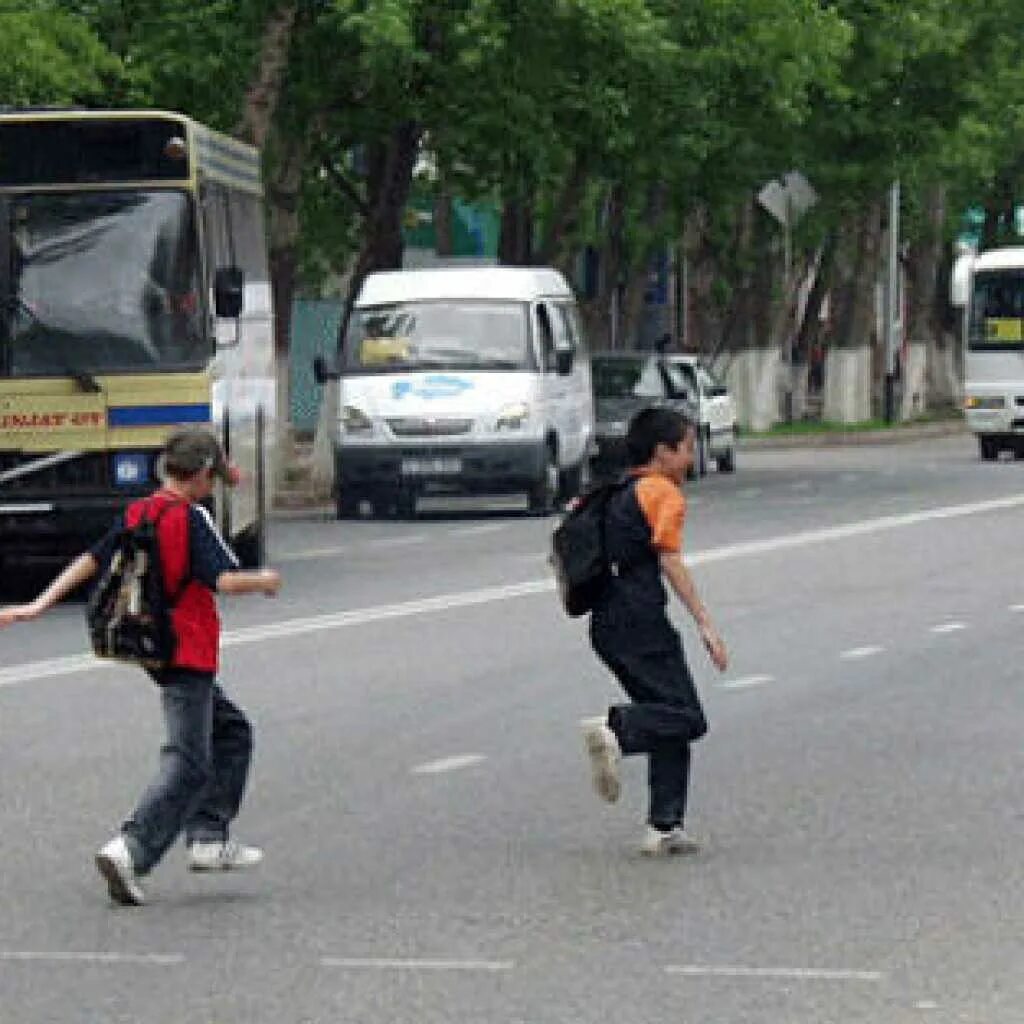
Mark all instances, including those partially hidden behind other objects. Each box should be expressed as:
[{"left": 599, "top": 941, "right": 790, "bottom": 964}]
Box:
[
  {"left": 665, "top": 964, "right": 883, "bottom": 982},
  {"left": 929, "top": 622, "right": 967, "bottom": 634},
  {"left": 450, "top": 524, "right": 507, "bottom": 537},
  {"left": 840, "top": 645, "right": 884, "bottom": 660},
  {"left": 277, "top": 545, "right": 350, "bottom": 563},
  {"left": 0, "top": 951, "right": 184, "bottom": 966},
  {"left": 365, "top": 535, "right": 427, "bottom": 549},
  {"left": 718, "top": 675, "right": 773, "bottom": 690},
  {"left": 412, "top": 754, "right": 486, "bottom": 775},
  {"left": 320, "top": 958, "right": 514, "bottom": 972}
]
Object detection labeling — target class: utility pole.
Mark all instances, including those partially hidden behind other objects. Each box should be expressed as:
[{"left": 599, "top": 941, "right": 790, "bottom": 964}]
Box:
[{"left": 883, "top": 180, "right": 900, "bottom": 423}]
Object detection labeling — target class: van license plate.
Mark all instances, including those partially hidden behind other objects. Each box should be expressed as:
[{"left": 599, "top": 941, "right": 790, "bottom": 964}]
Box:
[{"left": 401, "top": 457, "right": 462, "bottom": 476}]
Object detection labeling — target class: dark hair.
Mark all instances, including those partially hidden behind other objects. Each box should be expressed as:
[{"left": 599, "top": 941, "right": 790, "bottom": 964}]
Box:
[
  {"left": 161, "top": 428, "right": 230, "bottom": 482},
  {"left": 625, "top": 407, "right": 694, "bottom": 466}
]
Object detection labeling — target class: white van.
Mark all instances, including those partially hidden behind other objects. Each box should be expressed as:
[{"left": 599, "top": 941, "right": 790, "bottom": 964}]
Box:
[{"left": 323, "top": 266, "right": 594, "bottom": 516}]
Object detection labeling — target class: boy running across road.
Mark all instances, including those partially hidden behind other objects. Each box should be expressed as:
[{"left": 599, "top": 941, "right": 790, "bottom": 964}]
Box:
[
  {"left": 581, "top": 407, "right": 728, "bottom": 855},
  {"left": 0, "top": 428, "right": 281, "bottom": 905}
]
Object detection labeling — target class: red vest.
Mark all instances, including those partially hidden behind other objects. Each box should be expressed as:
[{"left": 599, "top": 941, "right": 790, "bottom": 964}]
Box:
[{"left": 125, "top": 492, "right": 221, "bottom": 673}]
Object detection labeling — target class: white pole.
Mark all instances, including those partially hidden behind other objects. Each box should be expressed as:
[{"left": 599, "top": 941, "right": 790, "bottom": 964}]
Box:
[{"left": 884, "top": 180, "right": 900, "bottom": 421}]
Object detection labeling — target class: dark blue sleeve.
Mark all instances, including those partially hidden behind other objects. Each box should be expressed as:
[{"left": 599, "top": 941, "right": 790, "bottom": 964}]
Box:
[
  {"left": 187, "top": 505, "right": 239, "bottom": 590},
  {"left": 89, "top": 517, "right": 123, "bottom": 570}
]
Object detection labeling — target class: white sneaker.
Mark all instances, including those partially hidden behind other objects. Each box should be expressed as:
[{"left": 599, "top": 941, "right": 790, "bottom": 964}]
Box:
[
  {"left": 188, "top": 839, "right": 264, "bottom": 872},
  {"left": 640, "top": 825, "right": 702, "bottom": 857},
  {"left": 581, "top": 716, "right": 621, "bottom": 803},
  {"left": 95, "top": 835, "right": 146, "bottom": 906}
]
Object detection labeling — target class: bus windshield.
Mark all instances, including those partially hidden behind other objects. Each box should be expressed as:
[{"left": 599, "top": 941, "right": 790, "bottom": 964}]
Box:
[
  {"left": 343, "top": 301, "right": 535, "bottom": 373},
  {"left": 0, "top": 190, "right": 206, "bottom": 377},
  {"left": 968, "top": 270, "right": 1024, "bottom": 350}
]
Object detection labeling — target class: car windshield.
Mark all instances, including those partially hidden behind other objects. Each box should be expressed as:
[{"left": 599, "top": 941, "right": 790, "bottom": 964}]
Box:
[
  {"left": 969, "top": 270, "right": 1024, "bottom": 350},
  {"left": 343, "top": 300, "right": 534, "bottom": 373},
  {"left": 0, "top": 190, "right": 205, "bottom": 377},
  {"left": 592, "top": 357, "right": 665, "bottom": 399}
]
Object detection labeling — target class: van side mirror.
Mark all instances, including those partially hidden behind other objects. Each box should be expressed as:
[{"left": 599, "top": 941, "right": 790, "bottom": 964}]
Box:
[
  {"left": 214, "top": 267, "right": 244, "bottom": 319},
  {"left": 555, "top": 348, "right": 574, "bottom": 375}
]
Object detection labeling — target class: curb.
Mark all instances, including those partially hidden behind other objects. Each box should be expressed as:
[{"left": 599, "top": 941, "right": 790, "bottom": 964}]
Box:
[{"left": 737, "top": 421, "right": 968, "bottom": 450}]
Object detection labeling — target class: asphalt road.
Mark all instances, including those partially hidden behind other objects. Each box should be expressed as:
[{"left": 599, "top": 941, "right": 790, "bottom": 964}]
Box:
[{"left": 1, "top": 435, "right": 1022, "bottom": 1023}]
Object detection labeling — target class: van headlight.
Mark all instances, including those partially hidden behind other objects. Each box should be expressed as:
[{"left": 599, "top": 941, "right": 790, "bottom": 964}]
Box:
[
  {"left": 342, "top": 405, "right": 373, "bottom": 434},
  {"left": 496, "top": 402, "right": 530, "bottom": 430}
]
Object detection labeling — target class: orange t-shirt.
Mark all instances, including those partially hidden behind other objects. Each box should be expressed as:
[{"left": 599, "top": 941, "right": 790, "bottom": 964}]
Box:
[{"left": 632, "top": 472, "right": 686, "bottom": 554}]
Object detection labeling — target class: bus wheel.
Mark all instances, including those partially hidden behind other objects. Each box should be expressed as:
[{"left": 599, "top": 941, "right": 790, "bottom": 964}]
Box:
[
  {"left": 979, "top": 436, "right": 999, "bottom": 461},
  {"left": 336, "top": 491, "right": 361, "bottom": 519}
]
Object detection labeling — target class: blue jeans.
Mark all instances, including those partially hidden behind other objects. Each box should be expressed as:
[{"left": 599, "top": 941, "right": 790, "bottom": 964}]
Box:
[
  {"left": 121, "top": 669, "right": 253, "bottom": 875},
  {"left": 591, "top": 627, "right": 708, "bottom": 831}
]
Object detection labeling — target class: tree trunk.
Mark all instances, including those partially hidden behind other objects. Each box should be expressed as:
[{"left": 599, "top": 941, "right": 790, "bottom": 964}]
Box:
[
  {"left": 823, "top": 202, "right": 882, "bottom": 422},
  {"left": 235, "top": 2, "right": 300, "bottom": 149},
  {"left": 311, "top": 122, "right": 422, "bottom": 494},
  {"left": 434, "top": 187, "right": 454, "bottom": 258},
  {"left": 536, "top": 154, "right": 589, "bottom": 268},
  {"left": 499, "top": 195, "right": 534, "bottom": 265}
]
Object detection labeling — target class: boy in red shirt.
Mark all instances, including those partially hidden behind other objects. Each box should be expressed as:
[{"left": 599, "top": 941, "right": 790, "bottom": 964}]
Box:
[
  {"left": 0, "top": 429, "right": 281, "bottom": 905},
  {"left": 581, "top": 407, "right": 728, "bottom": 855}
]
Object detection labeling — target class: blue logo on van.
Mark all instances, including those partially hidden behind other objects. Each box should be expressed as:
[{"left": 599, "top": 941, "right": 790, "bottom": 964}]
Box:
[{"left": 392, "top": 375, "right": 474, "bottom": 400}]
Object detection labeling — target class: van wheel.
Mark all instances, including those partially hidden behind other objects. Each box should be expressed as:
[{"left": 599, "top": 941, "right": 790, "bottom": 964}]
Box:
[
  {"left": 687, "top": 429, "right": 708, "bottom": 480},
  {"left": 979, "top": 436, "right": 999, "bottom": 461},
  {"left": 529, "top": 445, "right": 560, "bottom": 515}
]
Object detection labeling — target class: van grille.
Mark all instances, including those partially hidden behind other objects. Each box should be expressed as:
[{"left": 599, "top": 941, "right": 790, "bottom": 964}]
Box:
[{"left": 387, "top": 417, "right": 473, "bottom": 437}]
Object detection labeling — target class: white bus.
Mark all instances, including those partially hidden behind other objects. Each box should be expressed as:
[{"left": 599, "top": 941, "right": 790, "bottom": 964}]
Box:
[
  {"left": 0, "top": 109, "right": 275, "bottom": 570},
  {"left": 952, "top": 246, "right": 1024, "bottom": 460}
]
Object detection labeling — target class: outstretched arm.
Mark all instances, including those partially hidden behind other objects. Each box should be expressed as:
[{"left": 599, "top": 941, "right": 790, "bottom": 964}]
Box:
[
  {"left": 0, "top": 552, "right": 99, "bottom": 628},
  {"left": 659, "top": 551, "right": 728, "bottom": 671}
]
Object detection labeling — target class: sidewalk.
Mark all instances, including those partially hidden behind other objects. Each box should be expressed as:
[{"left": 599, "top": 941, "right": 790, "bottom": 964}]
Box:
[{"left": 737, "top": 418, "right": 968, "bottom": 450}]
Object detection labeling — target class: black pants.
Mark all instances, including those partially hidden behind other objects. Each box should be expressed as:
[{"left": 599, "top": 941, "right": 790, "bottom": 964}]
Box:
[{"left": 591, "top": 627, "right": 707, "bottom": 830}]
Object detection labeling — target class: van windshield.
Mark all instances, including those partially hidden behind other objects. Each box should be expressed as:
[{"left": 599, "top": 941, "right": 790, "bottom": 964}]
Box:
[
  {"left": 969, "top": 270, "right": 1024, "bottom": 350},
  {"left": 343, "top": 301, "right": 535, "bottom": 373}
]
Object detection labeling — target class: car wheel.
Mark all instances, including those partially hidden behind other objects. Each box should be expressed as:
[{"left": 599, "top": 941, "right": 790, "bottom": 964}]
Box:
[
  {"left": 979, "top": 436, "right": 999, "bottom": 461},
  {"left": 528, "top": 444, "right": 560, "bottom": 515},
  {"left": 560, "top": 455, "right": 592, "bottom": 501},
  {"left": 717, "top": 445, "right": 736, "bottom": 473}
]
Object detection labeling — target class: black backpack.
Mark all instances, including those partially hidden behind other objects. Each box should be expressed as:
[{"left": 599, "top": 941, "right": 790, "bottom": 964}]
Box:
[
  {"left": 550, "top": 480, "right": 628, "bottom": 617},
  {"left": 86, "top": 501, "right": 187, "bottom": 669}
]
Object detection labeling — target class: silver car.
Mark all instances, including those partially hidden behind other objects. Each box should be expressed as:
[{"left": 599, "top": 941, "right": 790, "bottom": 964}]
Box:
[
  {"left": 589, "top": 352, "right": 702, "bottom": 480},
  {"left": 664, "top": 355, "right": 737, "bottom": 474}
]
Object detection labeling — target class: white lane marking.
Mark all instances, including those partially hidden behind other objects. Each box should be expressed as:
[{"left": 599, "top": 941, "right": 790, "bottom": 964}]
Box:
[
  {"left": 737, "top": 488, "right": 763, "bottom": 498},
  {"left": 840, "top": 645, "right": 884, "bottom": 660},
  {"left": 451, "top": 524, "right": 506, "bottom": 537},
  {"left": 665, "top": 964, "right": 883, "bottom": 982},
  {"left": 321, "top": 958, "right": 514, "bottom": 972},
  {"left": 1009, "top": 604, "right": 1024, "bottom": 613},
  {"left": 365, "top": 534, "right": 426, "bottom": 549},
  {"left": 0, "top": 951, "right": 184, "bottom": 965},
  {"left": 718, "top": 675, "right": 773, "bottom": 690},
  {"left": 929, "top": 622, "right": 967, "bottom": 634},
  {"left": 5, "top": 492, "right": 1024, "bottom": 690},
  {"left": 277, "top": 545, "right": 350, "bottom": 563},
  {"left": 412, "top": 754, "right": 486, "bottom": 775}
]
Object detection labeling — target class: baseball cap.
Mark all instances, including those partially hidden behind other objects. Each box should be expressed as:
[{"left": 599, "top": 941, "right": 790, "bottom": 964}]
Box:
[{"left": 161, "top": 428, "right": 239, "bottom": 485}]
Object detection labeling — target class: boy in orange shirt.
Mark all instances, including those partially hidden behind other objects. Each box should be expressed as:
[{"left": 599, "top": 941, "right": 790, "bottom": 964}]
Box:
[{"left": 581, "top": 407, "right": 728, "bottom": 855}]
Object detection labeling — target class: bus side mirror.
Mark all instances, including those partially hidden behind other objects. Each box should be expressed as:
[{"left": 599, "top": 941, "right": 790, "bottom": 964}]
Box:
[{"left": 215, "top": 267, "right": 244, "bottom": 319}]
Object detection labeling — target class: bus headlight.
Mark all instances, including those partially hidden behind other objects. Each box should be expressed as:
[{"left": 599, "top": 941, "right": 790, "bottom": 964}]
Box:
[
  {"left": 496, "top": 402, "right": 530, "bottom": 430},
  {"left": 342, "top": 405, "right": 373, "bottom": 434},
  {"left": 965, "top": 396, "right": 1005, "bottom": 410}
]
